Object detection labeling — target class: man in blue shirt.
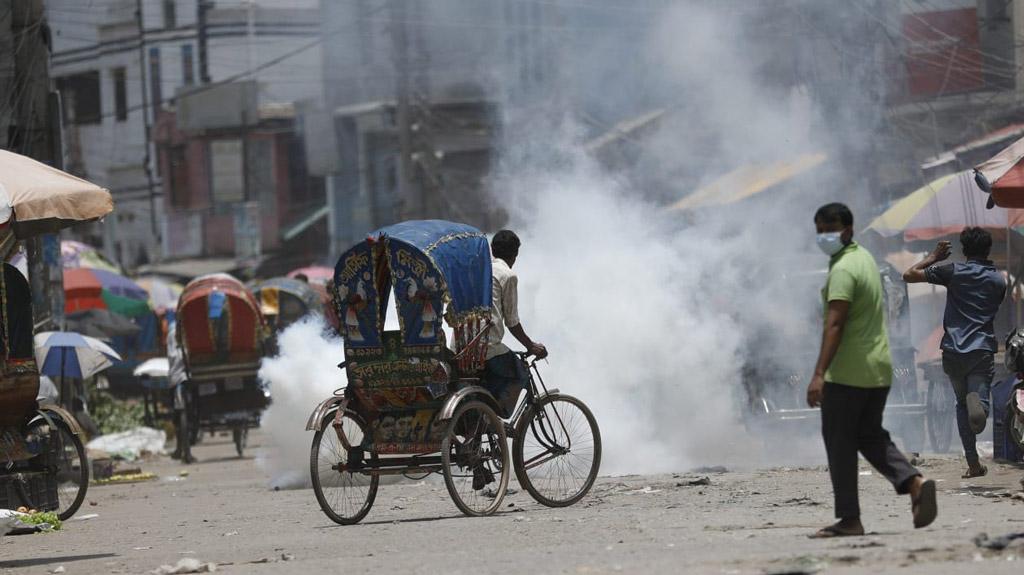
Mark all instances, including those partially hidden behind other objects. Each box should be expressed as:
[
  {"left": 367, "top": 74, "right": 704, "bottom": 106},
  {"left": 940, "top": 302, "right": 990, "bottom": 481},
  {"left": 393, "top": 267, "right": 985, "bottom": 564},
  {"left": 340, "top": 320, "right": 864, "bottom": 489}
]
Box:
[{"left": 904, "top": 227, "right": 1006, "bottom": 478}]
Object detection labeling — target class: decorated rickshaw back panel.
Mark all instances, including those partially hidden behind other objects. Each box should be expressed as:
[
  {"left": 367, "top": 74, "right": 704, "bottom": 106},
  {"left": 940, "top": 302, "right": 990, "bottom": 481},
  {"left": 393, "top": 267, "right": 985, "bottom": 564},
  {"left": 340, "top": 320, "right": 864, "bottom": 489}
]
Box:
[
  {"left": 346, "top": 331, "right": 448, "bottom": 454},
  {"left": 177, "top": 275, "right": 265, "bottom": 369}
]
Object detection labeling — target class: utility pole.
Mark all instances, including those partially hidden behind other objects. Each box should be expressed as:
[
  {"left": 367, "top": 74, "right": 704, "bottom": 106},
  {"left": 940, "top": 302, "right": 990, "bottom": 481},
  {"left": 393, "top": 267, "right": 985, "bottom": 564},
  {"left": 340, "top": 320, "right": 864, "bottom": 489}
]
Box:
[
  {"left": 197, "top": 0, "right": 211, "bottom": 84},
  {"left": 391, "top": 0, "right": 416, "bottom": 220},
  {"left": 136, "top": 0, "right": 161, "bottom": 255},
  {"left": 5, "top": 0, "right": 64, "bottom": 332}
]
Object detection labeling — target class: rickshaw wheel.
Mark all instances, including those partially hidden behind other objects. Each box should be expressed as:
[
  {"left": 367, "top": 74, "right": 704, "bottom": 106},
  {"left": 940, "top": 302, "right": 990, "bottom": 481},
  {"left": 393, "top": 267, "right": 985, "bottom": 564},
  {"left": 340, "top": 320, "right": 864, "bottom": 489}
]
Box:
[
  {"left": 19, "top": 416, "right": 89, "bottom": 521},
  {"left": 441, "top": 400, "right": 510, "bottom": 517},
  {"left": 310, "top": 410, "right": 378, "bottom": 525},
  {"left": 512, "top": 394, "right": 601, "bottom": 507}
]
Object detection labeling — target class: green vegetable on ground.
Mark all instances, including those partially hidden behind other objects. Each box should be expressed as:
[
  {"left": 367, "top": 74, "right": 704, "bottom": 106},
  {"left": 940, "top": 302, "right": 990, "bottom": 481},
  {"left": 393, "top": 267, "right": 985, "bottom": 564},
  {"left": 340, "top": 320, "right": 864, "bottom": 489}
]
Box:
[{"left": 20, "top": 511, "right": 62, "bottom": 532}]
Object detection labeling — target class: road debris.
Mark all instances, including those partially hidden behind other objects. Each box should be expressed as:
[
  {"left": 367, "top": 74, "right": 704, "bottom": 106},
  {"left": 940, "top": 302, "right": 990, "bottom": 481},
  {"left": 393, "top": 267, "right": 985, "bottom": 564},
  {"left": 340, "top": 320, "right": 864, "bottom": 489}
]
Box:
[
  {"left": 677, "top": 476, "right": 711, "bottom": 487},
  {"left": 149, "top": 558, "right": 217, "bottom": 574},
  {"left": 973, "top": 532, "right": 1024, "bottom": 551}
]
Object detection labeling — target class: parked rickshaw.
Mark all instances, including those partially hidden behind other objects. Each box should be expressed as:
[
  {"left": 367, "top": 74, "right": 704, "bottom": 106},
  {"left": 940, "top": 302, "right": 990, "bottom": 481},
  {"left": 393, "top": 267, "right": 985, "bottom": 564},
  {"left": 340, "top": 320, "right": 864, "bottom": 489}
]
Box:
[
  {"left": 0, "top": 146, "right": 112, "bottom": 520},
  {"left": 307, "top": 220, "right": 601, "bottom": 524},
  {"left": 252, "top": 277, "right": 325, "bottom": 351},
  {"left": 176, "top": 274, "right": 271, "bottom": 459},
  {"left": 742, "top": 262, "right": 942, "bottom": 453}
]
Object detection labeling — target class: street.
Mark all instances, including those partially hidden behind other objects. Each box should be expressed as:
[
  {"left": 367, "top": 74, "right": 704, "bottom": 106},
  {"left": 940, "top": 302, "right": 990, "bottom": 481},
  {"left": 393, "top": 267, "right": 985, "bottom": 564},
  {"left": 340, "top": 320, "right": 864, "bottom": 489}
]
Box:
[{"left": 2, "top": 430, "right": 1022, "bottom": 575}]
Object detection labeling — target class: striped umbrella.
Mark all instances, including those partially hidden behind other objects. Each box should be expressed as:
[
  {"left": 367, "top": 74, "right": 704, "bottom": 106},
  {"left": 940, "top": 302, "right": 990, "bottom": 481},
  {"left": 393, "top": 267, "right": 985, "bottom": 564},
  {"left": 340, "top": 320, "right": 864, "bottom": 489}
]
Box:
[
  {"left": 135, "top": 275, "right": 183, "bottom": 313},
  {"left": 866, "top": 171, "right": 1024, "bottom": 241},
  {"left": 975, "top": 135, "right": 1024, "bottom": 208},
  {"left": 64, "top": 268, "right": 151, "bottom": 317},
  {"left": 34, "top": 331, "right": 122, "bottom": 380}
]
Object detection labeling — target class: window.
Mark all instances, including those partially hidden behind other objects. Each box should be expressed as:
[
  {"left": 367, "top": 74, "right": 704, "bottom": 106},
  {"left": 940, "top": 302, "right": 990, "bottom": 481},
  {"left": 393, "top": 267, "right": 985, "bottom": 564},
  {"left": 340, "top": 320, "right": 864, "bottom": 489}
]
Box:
[
  {"left": 148, "top": 47, "right": 162, "bottom": 119},
  {"left": 209, "top": 139, "right": 245, "bottom": 206},
  {"left": 163, "top": 0, "right": 177, "bottom": 29},
  {"left": 112, "top": 67, "right": 127, "bottom": 121},
  {"left": 55, "top": 71, "right": 101, "bottom": 124},
  {"left": 181, "top": 44, "right": 194, "bottom": 86}
]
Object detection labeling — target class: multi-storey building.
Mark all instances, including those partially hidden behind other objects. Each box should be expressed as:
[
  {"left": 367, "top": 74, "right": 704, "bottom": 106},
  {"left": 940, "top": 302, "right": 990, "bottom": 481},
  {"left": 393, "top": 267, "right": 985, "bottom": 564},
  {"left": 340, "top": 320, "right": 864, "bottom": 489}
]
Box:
[{"left": 47, "top": 0, "right": 322, "bottom": 269}]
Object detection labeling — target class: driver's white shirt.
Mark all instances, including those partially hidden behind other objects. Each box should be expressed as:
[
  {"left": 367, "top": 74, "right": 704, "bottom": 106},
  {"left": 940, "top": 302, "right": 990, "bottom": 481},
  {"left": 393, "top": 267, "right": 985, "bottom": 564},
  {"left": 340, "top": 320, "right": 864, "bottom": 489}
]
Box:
[{"left": 486, "top": 257, "right": 520, "bottom": 360}]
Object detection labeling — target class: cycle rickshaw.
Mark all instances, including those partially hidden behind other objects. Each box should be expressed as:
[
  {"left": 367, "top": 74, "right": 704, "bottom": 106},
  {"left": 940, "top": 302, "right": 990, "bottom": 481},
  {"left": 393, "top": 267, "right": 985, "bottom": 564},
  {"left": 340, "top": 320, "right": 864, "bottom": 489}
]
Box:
[
  {"left": 307, "top": 220, "right": 601, "bottom": 524},
  {"left": 253, "top": 277, "right": 326, "bottom": 352},
  {"left": 0, "top": 151, "right": 111, "bottom": 520},
  {"left": 176, "top": 274, "right": 271, "bottom": 459}
]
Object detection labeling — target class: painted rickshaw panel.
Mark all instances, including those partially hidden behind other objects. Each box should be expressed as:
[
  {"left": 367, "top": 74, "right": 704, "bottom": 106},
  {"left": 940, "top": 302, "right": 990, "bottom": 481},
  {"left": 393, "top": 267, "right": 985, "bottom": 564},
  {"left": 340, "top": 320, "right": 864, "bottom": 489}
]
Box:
[
  {"left": 332, "top": 220, "right": 493, "bottom": 455},
  {"left": 0, "top": 263, "right": 39, "bottom": 430}
]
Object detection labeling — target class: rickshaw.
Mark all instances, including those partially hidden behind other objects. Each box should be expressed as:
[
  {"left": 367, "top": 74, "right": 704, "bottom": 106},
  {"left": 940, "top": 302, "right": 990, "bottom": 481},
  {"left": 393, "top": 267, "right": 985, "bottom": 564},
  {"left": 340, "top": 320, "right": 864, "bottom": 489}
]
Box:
[
  {"left": 742, "top": 262, "right": 939, "bottom": 453},
  {"left": 252, "top": 277, "right": 326, "bottom": 351},
  {"left": 0, "top": 150, "right": 111, "bottom": 520},
  {"left": 307, "top": 220, "right": 601, "bottom": 524},
  {"left": 176, "top": 274, "right": 271, "bottom": 459}
]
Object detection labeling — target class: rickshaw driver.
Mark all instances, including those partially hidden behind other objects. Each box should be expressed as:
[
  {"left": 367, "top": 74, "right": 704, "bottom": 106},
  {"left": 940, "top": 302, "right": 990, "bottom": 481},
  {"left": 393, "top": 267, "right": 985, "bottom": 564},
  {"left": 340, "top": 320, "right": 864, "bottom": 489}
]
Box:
[
  {"left": 486, "top": 230, "right": 548, "bottom": 411},
  {"left": 470, "top": 230, "right": 547, "bottom": 490}
]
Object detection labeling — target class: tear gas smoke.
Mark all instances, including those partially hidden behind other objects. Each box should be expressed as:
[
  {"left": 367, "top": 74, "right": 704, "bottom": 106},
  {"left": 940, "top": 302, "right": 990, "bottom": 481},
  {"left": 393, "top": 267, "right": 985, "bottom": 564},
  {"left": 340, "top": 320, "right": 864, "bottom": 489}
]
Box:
[{"left": 257, "top": 317, "right": 345, "bottom": 489}]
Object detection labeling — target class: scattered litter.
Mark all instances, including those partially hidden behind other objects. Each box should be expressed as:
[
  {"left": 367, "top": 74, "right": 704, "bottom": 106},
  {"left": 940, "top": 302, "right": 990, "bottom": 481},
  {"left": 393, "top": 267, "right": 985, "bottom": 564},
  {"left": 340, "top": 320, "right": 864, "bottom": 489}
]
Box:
[
  {"left": 627, "top": 486, "right": 662, "bottom": 495},
  {"left": 677, "top": 477, "right": 711, "bottom": 487},
  {"left": 774, "top": 497, "right": 820, "bottom": 507},
  {"left": 858, "top": 471, "right": 872, "bottom": 476},
  {"left": 764, "top": 555, "right": 828, "bottom": 575},
  {"left": 974, "top": 532, "right": 1024, "bottom": 551},
  {"left": 94, "top": 472, "right": 158, "bottom": 485},
  {"left": 281, "top": 553, "right": 295, "bottom": 561},
  {"left": 86, "top": 427, "right": 166, "bottom": 461},
  {"left": 179, "top": 470, "right": 190, "bottom": 477},
  {"left": 69, "top": 513, "right": 99, "bottom": 522},
  {"left": 134, "top": 546, "right": 153, "bottom": 550},
  {"left": 222, "top": 531, "right": 238, "bottom": 537},
  {"left": 843, "top": 540, "right": 884, "bottom": 549},
  {"left": 51, "top": 567, "right": 65, "bottom": 574},
  {"left": 149, "top": 558, "right": 217, "bottom": 574}
]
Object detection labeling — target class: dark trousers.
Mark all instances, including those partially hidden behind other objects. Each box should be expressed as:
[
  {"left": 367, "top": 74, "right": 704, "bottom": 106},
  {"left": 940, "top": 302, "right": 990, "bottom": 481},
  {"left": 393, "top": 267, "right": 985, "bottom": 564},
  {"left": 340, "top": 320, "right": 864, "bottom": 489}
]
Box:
[
  {"left": 941, "top": 350, "right": 994, "bottom": 465},
  {"left": 483, "top": 352, "right": 528, "bottom": 416},
  {"left": 821, "top": 382, "right": 920, "bottom": 519}
]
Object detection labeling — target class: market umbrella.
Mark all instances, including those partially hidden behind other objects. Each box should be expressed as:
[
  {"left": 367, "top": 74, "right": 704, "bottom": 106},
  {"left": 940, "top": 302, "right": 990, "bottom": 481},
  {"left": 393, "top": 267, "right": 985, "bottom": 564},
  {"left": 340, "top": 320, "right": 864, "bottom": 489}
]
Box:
[
  {"left": 134, "top": 275, "right": 183, "bottom": 313},
  {"left": 0, "top": 149, "right": 113, "bottom": 238},
  {"left": 66, "top": 308, "right": 143, "bottom": 339},
  {"left": 34, "top": 331, "right": 122, "bottom": 409},
  {"left": 60, "top": 240, "right": 121, "bottom": 273},
  {"left": 286, "top": 265, "right": 333, "bottom": 284},
  {"left": 975, "top": 135, "right": 1024, "bottom": 208},
  {"left": 866, "top": 171, "right": 1024, "bottom": 241},
  {"left": 64, "top": 268, "right": 151, "bottom": 317}
]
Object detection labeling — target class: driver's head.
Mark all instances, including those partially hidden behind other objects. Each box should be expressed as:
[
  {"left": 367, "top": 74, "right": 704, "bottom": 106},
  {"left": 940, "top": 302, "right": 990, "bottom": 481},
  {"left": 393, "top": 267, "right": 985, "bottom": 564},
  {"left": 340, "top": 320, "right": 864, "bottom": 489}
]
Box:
[
  {"left": 491, "top": 230, "right": 521, "bottom": 267},
  {"left": 813, "top": 202, "right": 854, "bottom": 240},
  {"left": 960, "top": 226, "right": 992, "bottom": 260}
]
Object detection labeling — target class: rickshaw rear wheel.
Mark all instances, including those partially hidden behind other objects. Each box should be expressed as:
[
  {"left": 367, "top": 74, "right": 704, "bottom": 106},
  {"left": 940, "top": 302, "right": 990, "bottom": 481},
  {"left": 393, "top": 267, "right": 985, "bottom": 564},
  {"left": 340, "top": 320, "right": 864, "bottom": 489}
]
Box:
[
  {"left": 926, "top": 379, "right": 955, "bottom": 453},
  {"left": 310, "top": 410, "right": 378, "bottom": 525},
  {"left": 18, "top": 415, "right": 89, "bottom": 521},
  {"left": 512, "top": 394, "right": 601, "bottom": 507},
  {"left": 441, "top": 400, "right": 510, "bottom": 517}
]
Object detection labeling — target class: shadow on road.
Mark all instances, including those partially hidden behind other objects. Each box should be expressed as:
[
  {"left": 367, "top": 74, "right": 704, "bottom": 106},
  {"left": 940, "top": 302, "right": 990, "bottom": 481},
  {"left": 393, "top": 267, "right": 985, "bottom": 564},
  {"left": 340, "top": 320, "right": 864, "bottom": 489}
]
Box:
[
  {"left": 0, "top": 553, "right": 117, "bottom": 568},
  {"left": 318, "top": 510, "right": 520, "bottom": 528}
]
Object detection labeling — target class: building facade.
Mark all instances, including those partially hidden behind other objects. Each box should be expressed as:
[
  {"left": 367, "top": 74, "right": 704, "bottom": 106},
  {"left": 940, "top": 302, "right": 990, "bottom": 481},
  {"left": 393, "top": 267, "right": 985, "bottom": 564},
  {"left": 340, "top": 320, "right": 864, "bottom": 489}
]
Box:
[{"left": 47, "top": 0, "right": 322, "bottom": 269}]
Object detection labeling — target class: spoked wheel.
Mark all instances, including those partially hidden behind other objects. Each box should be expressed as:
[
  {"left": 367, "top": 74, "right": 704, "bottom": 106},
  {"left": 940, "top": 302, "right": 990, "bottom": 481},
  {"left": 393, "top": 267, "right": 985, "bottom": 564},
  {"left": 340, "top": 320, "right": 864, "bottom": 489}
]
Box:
[
  {"left": 513, "top": 394, "right": 601, "bottom": 507},
  {"left": 926, "top": 379, "right": 955, "bottom": 453},
  {"left": 19, "top": 415, "right": 89, "bottom": 521},
  {"left": 233, "top": 428, "right": 248, "bottom": 457},
  {"left": 310, "top": 410, "right": 378, "bottom": 525},
  {"left": 441, "top": 400, "right": 509, "bottom": 517}
]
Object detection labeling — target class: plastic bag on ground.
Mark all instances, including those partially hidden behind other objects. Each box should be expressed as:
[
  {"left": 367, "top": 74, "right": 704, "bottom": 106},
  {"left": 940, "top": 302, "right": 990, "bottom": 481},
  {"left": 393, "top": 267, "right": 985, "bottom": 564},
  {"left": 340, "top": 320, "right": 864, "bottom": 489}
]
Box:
[{"left": 86, "top": 426, "right": 166, "bottom": 461}]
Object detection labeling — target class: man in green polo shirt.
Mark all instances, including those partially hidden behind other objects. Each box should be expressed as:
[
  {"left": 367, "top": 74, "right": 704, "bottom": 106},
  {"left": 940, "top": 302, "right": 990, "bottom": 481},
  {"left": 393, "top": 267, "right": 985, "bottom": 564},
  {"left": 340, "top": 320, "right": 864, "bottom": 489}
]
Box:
[{"left": 806, "top": 203, "right": 937, "bottom": 538}]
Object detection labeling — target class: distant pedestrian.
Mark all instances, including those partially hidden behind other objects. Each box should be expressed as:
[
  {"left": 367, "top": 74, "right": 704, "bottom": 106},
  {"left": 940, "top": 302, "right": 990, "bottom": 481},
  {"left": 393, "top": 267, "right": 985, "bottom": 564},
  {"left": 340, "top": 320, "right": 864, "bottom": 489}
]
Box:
[
  {"left": 807, "top": 203, "right": 936, "bottom": 538},
  {"left": 903, "top": 227, "right": 1006, "bottom": 478}
]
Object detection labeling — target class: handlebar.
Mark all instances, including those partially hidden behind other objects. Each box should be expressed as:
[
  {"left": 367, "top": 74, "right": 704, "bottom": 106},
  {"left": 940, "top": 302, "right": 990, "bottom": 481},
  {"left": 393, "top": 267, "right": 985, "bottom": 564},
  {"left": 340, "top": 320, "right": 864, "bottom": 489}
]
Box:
[{"left": 514, "top": 350, "right": 547, "bottom": 368}]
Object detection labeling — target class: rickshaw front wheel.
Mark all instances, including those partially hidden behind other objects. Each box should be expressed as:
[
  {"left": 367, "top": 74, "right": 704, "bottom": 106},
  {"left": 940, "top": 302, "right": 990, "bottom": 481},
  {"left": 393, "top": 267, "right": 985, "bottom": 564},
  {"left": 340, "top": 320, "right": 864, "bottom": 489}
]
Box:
[
  {"left": 441, "top": 400, "right": 510, "bottom": 517},
  {"left": 19, "top": 415, "right": 89, "bottom": 521},
  {"left": 512, "top": 394, "right": 601, "bottom": 507},
  {"left": 310, "top": 410, "right": 378, "bottom": 525}
]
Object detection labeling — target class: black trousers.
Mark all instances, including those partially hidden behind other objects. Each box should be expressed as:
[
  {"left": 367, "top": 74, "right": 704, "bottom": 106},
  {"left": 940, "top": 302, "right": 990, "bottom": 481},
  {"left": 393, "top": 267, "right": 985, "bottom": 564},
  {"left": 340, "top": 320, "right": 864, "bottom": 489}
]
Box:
[{"left": 821, "top": 382, "right": 920, "bottom": 519}]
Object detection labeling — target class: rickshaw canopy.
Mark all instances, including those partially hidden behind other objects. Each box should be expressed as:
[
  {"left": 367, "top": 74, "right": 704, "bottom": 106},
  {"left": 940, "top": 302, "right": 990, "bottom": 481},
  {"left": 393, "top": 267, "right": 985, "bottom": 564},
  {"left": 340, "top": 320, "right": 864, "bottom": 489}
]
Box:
[{"left": 176, "top": 273, "right": 266, "bottom": 368}]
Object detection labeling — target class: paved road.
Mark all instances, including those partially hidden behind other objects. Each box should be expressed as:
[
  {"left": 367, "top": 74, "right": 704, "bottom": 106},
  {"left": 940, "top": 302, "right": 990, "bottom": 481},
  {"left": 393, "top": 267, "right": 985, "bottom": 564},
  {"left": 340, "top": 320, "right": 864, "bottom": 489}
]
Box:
[{"left": 2, "top": 431, "right": 1023, "bottom": 574}]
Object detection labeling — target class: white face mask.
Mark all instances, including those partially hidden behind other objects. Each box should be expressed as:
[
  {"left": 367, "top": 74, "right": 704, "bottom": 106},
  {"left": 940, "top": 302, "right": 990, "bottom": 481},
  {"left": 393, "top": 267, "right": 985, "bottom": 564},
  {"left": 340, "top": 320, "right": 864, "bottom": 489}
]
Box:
[{"left": 816, "top": 232, "right": 845, "bottom": 256}]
